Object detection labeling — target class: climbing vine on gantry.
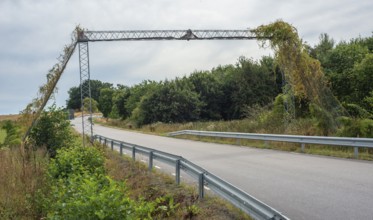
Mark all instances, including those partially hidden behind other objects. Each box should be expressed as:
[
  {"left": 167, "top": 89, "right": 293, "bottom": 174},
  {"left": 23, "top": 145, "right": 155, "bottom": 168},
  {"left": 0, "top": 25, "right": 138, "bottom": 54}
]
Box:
[
  {"left": 20, "top": 26, "right": 83, "bottom": 142},
  {"left": 252, "top": 20, "right": 347, "bottom": 134}
]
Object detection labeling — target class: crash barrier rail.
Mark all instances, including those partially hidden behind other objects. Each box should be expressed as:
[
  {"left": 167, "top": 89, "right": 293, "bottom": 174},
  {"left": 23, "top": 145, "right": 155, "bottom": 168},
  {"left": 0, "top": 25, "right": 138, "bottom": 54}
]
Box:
[
  {"left": 94, "top": 134, "right": 289, "bottom": 220},
  {"left": 167, "top": 130, "right": 373, "bottom": 159}
]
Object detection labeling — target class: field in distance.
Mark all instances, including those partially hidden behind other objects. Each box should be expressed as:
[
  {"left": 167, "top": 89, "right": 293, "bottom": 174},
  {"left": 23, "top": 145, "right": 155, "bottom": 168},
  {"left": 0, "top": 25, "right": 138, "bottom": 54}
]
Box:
[{"left": 0, "top": 114, "right": 20, "bottom": 121}]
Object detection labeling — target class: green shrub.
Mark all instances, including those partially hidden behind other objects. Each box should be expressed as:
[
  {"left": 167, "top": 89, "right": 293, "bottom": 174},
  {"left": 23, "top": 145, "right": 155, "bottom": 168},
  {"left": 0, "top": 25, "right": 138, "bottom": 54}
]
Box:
[
  {"left": 29, "top": 105, "right": 73, "bottom": 157},
  {"left": 45, "top": 172, "right": 146, "bottom": 220},
  {"left": 343, "top": 103, "right": 372, "bottom": 119},
  {"left": 1, "top": 120, "right": 21, "bottom": 147},
  {"left": 338, "top": 117, "right": 373, "bottom": 138},
  {"left": 48, "top": 145, "right": 105, "bottom": 179},
  {"left": 309, "top": 103, "right": 336, "bottom": 135}
]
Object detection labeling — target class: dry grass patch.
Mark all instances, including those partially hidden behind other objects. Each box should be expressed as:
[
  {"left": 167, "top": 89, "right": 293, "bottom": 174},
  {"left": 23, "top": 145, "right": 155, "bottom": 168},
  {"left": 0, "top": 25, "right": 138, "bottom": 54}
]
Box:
[
  {"left": 0, "top": 114, "right": 20, "bottom": 121},
  {"left": 104, "top": 149, "right": 252, "bottom": 220},
  {"left": 0, "top": 146, "right": 48, "bottom": 219}
]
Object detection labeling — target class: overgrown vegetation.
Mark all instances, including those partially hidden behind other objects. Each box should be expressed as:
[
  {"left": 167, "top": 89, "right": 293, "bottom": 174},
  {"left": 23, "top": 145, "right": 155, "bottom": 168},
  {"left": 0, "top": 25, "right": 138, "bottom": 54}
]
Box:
[{"left": 1, "top": 106, "right": 252, "bottom": 219}]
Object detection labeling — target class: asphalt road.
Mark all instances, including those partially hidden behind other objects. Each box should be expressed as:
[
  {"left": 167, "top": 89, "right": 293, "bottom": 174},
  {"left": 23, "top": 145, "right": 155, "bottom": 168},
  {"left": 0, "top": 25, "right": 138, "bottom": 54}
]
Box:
[{"left": 72, "top": 118, "right": 373, "bottom": 220}]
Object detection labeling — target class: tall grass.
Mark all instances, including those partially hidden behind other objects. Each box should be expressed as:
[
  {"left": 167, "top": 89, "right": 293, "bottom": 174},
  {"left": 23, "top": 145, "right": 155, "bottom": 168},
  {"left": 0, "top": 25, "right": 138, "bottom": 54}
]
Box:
[
  {"left": 0, "top": 146, "right": 48, "bottom": 219},
  {"left": 0, "top": 129, "right": 6, "bottom": 144}
]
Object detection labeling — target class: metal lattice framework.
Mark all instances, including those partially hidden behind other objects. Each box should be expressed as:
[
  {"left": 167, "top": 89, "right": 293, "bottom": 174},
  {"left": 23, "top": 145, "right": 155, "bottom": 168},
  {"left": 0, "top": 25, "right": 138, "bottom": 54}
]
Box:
[
  {"left": 78, "top": 42, "right": 93, "bottom": 145},
  {"left": 77, "top": 29, "right": 267, "bottom": 145},
  {"left": 78, "top": 29, "right": 259, "bottom": 42}
]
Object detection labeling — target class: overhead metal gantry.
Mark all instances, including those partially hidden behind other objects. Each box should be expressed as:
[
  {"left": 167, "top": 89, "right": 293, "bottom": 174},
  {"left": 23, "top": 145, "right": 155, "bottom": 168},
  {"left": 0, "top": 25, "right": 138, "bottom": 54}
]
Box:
[
  {"left": 76, "top": 29, "right": 265, "bottom": 144},
  {"left": 78, "top": 29, "right": 259, "bottom": 42}
]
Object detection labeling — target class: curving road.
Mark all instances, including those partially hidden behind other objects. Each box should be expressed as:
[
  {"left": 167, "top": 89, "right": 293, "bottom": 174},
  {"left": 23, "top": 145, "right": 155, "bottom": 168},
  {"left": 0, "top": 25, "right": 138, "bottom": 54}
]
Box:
[{"left": 72, "top": 118, "right": 373, "bottom": 220}]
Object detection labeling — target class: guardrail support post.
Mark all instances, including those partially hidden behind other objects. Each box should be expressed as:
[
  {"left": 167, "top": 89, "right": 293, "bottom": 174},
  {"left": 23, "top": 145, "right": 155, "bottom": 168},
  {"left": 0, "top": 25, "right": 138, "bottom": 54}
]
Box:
[
  {"left": 99, "top": 136, "right": 101, "bottom": 144},
  {"left": 149, "top": 151, "right": 153, "bottom": 171},
  {"left": 236, "top": 138, "right": 241, "bottom": 146},
  {"left": 301, "top": 143, "right": 305, "bottom": 153},
  {"left": 198, "top": 173, "right": 205, "bottom": 199},
  {"left": 175, "top": 160, "right": 181, "bottom": 185},
  {"left": 264, "top": 140, "right": 269, "bottom": 148},
  {"left": 354, "top": 147, "right": 359, "bottom": 159},
  {"left": 132, "top": 146, "right": 136, "bottom": 161},
  {"left": 111, "top": 140, "right": 114, "bottom": 151},
  {"left": 104, "top": 138, "right": 107, "bottom": 146},
  {"left": 120, "top": 143, "right": 123, "bottom": 155}
]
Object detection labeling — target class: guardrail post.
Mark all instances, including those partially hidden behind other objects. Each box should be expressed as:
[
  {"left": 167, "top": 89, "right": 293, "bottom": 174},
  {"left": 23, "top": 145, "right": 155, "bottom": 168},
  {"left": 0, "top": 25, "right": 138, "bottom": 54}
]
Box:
[
  {"left": 104, "top": 138, "right": 107, "bottom": 146},
  {"left": 354, "top": 147, "right": 359, "bottom": 159},
  {"left": 264, "top": 140, "right": 269, "bottom": 148},
  {"left": 301, "top": 143, "right": 305, "bottom": 153},
  {"left": 132, "top": 146, "right": 136, "bottom": 161},
  {"left": 119, "top": 143, "right": 123, "bottom": 155},
  {"left": 99, "top": 136, "right": 102, "bottom": 144},
  {"left": 175, "top": 160, "right": 181, "bottom": 185},
  {"left": 198, "top": 173, "right": 205, "bottom": 199},
  {"left": 148, "top": 151, "right": 153, "bottom": 171},
  {"left": 236, "top": 138, "right": 241, "bottom": 146},
  {"left": 111, "top": 140, "right": 114, "bottom": 151}
]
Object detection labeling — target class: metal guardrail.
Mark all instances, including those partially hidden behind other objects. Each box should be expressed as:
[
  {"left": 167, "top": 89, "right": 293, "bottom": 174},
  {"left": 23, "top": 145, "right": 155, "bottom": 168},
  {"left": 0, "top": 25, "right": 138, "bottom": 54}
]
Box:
[
  {"left": 167, "top": 130, "right": 373, "bottom": 158},
  {"left": 94, "top": 134, "right": 289, "bottom": 220}
]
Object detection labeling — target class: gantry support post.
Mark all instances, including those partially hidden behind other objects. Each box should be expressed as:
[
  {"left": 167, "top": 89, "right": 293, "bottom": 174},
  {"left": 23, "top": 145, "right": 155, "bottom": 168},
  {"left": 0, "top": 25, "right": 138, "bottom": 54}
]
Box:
[{"left": 78, "top": 42, "right": 93, "bottom": 146}]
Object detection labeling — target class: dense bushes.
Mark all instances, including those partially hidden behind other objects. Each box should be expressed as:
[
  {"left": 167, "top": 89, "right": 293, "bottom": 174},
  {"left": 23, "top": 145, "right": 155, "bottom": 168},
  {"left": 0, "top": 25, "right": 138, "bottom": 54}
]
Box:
[
  {"left": 44, "top": 146, "right": 138, "bottom": 219},
  {"left": 43, "top": 144, "right": 178, "bottom": 219},
  {"left": 29, "top": 106, "right": 73, "bottom": 157},
  {"left": 0, "top": 120, "right": 21, "bottom": 147}
]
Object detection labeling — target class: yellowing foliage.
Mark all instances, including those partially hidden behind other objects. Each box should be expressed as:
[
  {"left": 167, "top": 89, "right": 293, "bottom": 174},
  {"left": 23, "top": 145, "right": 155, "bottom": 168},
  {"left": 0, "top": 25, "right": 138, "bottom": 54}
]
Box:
[{"left": 252, "top": 20, "right": 346, "bottom": 129}]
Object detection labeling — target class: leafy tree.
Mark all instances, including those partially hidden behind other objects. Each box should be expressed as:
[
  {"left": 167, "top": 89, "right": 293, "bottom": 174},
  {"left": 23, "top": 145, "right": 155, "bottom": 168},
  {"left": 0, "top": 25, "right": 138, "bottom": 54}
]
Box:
[
  {"left": 221, "top": 57, "right": 278, "bottom": 119},
  {"left": 83, "top": 97, "right": 99, "bottom": 113},
  {"left": 66, "top": 80, "right": 112, "bottom": 110},
  {"left": 98, "top": 88, "right": 114, "bottom": 118},
  {"left": 134, "top": 80, "right": 203, "bottom": 126},
  {"left": 126, "top": 80, "right": 158, "bottom": 117},
  {"left": 310, "top": 33, "right": 335, "bottom": 66},
  {"left": 188, "top": 71, "right": 224, "bottom": 120},
  {"left": 112, "top": 86, "right": 130, "bottom": 119},
  {"left": 29, "top": 105, "right": 73, "bottom": 157},
  {"left": 66, "top": 86, "right": 81, "bottom": 110}
]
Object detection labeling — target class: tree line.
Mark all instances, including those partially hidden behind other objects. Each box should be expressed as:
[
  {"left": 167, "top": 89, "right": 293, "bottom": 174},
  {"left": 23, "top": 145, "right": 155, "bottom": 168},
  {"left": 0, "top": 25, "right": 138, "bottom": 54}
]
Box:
[{"left": 66, "top": 33, "right": 373, "bottom": 128}]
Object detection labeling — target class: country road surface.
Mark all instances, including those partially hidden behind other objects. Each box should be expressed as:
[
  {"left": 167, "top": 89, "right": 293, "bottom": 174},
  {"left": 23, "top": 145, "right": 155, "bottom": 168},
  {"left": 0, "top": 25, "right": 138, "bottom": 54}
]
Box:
[{"left": 72, "top": 118, "right": 373, "bottom": 220}]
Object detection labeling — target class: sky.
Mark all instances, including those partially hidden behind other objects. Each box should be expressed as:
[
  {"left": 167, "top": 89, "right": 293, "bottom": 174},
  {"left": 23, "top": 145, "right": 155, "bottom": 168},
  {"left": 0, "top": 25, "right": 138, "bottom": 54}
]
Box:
[{"left": 0, "top": 0, "right": 372, "bottom": 115}]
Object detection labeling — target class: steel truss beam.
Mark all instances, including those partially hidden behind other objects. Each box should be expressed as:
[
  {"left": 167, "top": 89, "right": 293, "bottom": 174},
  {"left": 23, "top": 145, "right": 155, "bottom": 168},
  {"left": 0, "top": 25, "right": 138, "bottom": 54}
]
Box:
[
  {"left": 78, "top": 42, "right": 93, "bottom": 145},
  {"left": 78, "top": 29, "right": 261, "bottom": 42}
]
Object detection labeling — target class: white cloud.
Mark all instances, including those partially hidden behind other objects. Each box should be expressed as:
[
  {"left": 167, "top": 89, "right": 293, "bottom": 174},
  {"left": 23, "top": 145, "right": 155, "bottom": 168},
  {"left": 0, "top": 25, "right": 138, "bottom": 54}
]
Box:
[{"left": 0, "top": 0, "right": 372, "bottom": 114}]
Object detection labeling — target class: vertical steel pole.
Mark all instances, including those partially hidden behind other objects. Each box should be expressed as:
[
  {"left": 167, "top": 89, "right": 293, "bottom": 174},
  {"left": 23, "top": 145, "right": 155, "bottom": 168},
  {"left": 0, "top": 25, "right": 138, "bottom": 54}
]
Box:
[
  {"left": 132, "top": 146, "right": 136, "bottom": 160},
  {"left": 78, "top": 42, "right": 93, "bottom": 146},
  {"left": 149, "top": 151, "right": 153, "bottom": 171},
  {"left": 354, "top": 147, "right": 359, "bottom": 159},
  {"left": 175, "top": 160, "right": 181, "bottom": 184},
  {"left": 120, "top": 143, "right": 123, "bottom": 155},
  {"left": 199, "top": 173, "right": 205, "bottom": 199}
]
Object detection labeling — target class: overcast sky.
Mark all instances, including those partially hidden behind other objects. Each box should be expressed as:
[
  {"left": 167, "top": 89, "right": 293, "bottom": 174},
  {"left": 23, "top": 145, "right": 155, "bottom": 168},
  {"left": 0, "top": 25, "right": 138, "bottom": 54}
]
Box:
[{"left": 0, "top": 0, "right": 372, "bottom": 115}]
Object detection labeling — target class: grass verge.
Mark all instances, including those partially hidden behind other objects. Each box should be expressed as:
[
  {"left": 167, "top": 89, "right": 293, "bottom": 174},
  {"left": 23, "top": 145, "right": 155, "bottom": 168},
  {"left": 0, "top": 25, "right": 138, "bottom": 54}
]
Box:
[
  {"left": 0, "top": 146, "right": 48, "bottom": 219},
  {"left": 96, "top": 118, "right": 373, "bottom": 161},
  {"left": 104, "top": 147, "right": 252, "bottom": 219}
]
